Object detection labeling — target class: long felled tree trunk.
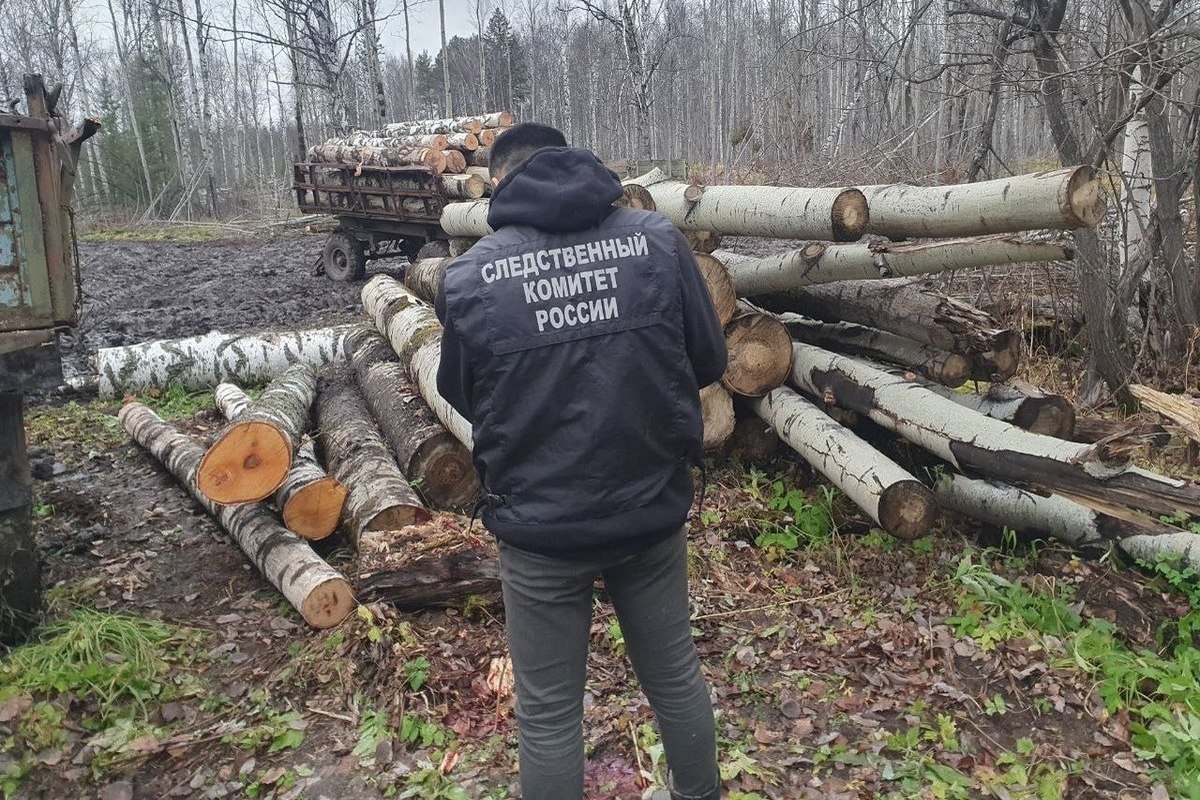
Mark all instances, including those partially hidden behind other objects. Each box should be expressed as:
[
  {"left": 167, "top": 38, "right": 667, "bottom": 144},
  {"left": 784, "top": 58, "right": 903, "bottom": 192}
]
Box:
[
  {"left": 753, "top": 386, "right": 936, "bottom": 539},
  {"left": 344, "top": 326, "right": 478, "bottom": 509},
  {"left": 715, "top": 236, "right": 1073, "bottom": 296},
  {"left": 788, "top": 342, "right": 1200, "bottom": 519},
  {"left": 197, "top": 364, "right": 316, "bottom": 505},
  {"left": 859, "top": 166, "right": 1104, "bottom": 239},
  {"left": 361, "top": 276, "right": 473, "bottom": 448},
  {"left": 759, "top": 279, "right": 1020, "bottom": 382},
  {"left": 119, "top": 403, "right": 354, "bottom": 628},
  {"left": 316, "top": 366, "right": 431, "bottom": 545},
  {"left": 96, "top": 326, "right": 350, "bottom": 399},
  {"left": 626, "top": 168, "right": 869, "bottom": 241},
  {"left": 213, "top": 382, "right": 346, "bottom": 540},
  {"left": 781, "top": 314, "right": 971, "bottom": 387},
  {"left": 934, "top": 473, "right": 1200, "bottom": 570}
]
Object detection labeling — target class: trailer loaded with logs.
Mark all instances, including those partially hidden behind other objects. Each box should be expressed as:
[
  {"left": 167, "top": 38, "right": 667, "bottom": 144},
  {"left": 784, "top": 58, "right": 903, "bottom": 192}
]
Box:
[{"left": 293, "top": 111, "right": 512, "bottom": 280}]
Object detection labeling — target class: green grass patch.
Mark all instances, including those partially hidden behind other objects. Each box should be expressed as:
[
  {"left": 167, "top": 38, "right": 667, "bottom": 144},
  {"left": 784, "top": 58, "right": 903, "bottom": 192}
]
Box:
[
  {"left": 136, "top": 384, "right": 215, "bottom": 420},
  {"left": 79, "top": 225, "right": 237, "bottom": 244},
  {"left": 25, "top": 399, "right": 125, "bottom": 452},
  {"left": 946, "top": 550, "right": 1200, "bottom": 796},
  {"left": 0, "top": 608, "right": 194, "bottom": 713}
]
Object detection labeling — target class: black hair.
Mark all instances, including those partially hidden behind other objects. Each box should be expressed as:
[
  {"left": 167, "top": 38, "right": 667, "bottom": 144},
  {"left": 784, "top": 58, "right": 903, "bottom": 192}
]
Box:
[{"left": 489, "top": 122, "right": 567, "bottom": 180}]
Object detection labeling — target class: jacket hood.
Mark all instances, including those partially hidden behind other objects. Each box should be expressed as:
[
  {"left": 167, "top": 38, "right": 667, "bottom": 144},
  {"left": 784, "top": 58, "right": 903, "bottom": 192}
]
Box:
[{"left": 486, "top": 147, "right": 624, "bottom": 233}]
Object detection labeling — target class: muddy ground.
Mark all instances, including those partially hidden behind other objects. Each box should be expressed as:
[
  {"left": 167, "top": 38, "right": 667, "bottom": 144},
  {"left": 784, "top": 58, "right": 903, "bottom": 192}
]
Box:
[{"left": 4, "top": 233, "right": 1193, "bottom": 799}]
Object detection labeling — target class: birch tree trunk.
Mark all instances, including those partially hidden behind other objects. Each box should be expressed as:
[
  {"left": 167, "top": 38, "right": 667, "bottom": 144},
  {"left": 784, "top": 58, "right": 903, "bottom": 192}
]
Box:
[
  {"left": 626, "top": 168, "right": 868, "bottom": 241},
  {"left": 119, "top": 403, "right": 354, "bottom": 628},
  {"left": 344, "top": 325, "right": 478, "bottom": 509},
  {"left": 788, "top": 342, "right": 1200, "bottom": 519},
  {"left": 361, "top": 276, "right": 474, "bottom": 448},
  {"left": 934, "top": 473, "right": 1200, "bottom": 570},
  {"left": 715, "top": 236, "right": 1073, "bottom": 296},
  {"left": 859, "top": 167, "right": 1103, "bottom": 239},
  {"left": 213, "top": 382, "right": 347, "bottom": 540},
  {"left": 95, "top": 326, "right": 350, "bottom": 398},
  {"left": 753, "top": 387, "right": 936, "bottom": 539},
  {"left": 316, "top": 366, "right": 430, "bottom": 544}
]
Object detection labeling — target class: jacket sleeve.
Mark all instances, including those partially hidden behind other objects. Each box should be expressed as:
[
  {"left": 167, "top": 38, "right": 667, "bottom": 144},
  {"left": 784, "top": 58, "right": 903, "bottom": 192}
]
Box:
[
  {"left": 435, "top": 271, "right": 475, "bottom": 423},
  {"left": 673, "top": 230, "right": 728, "bottom": 387}
]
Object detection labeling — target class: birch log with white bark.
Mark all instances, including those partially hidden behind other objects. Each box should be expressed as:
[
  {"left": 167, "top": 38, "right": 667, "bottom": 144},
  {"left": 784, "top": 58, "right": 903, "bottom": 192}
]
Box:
[
  {"left": 788, "top": 342, "right": 1200, "bottom": 519},
  {"left": 714, "top": 235, "right": 1073, "bottom": 295},
  {"left": 213, "top": 382, "right": 347, "bottom": 539},
  {"left": 441, "top": 173, "right": 487, "bottom": 199},
  {"left": 361, "top": 276, "right": 473, "bottom": 449},
  {"left": 753, "top": 387, "right": 936, "bottom": 539},
  {"left": 325, "top": 133, "right": 449, "bottom": 150},
  {"left": 96, "top": 326, "right": 350, "bottom": 399},
  {"left": 119, "top": 403, "right": 354, "bottom": 628},
  {"left": 403, "top": 257, "right": 450, "bottom": 305},
  {"left": 760, "top": 279, "right": 1019, "bottom": 381},
  {"left": 380, "top": 115, "right": 487, "bottom": 136},
  {"left": 307, "top": 144, "right": 446, "bottom": 171},
  {"left": 933, "top": 473, "right": 1200, "bottom": 570},
  {"left": 344, "top": 326, "right": 478, "bottom": 509},
  {"left": 197, "top": 364, "right": 316, "bottom": 505},
  {"left": 859, "top": 166, "right": 1105, "bottom": 239},
  {"left": 626, "top": 168, "right": 868, "bottom": 241},
  {"left": 440, "top": 200, "right": 493, "bottom": 237},
  {"left": 781, "top": 313, "right": 971, "bottom": 387},
  {"left": 446, "top": 132, "right": 479, "bottom": 151},
  {"left": 443, "top": 150, "right": 468, "bottom": 174},
  {"left": 316, "top": 366, "right": 430, "bottom": 543}
]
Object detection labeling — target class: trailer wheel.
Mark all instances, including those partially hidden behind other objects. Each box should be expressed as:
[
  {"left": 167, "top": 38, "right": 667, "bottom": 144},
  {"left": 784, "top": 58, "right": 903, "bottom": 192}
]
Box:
[{"left": 324, "top": 233, "right": 366, "bottom": 281}]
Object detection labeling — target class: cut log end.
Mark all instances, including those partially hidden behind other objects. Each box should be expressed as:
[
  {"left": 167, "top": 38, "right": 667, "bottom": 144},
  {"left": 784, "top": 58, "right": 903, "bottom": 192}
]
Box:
[
  {"left": 700, "top": 383, "right": 736, "bottom": 451},
  {"left": 693, "top": 253, "right": 738, "bottom": 327},
  {"left": 299, "top": 577, "right": 357, "bottom": 629},
  {"left": 197, "top": 421, "right": 293, "bottom": 504},
  {"left": 1065, "top": 165, "right": 1104, "bottom": 228},
  {"left": 830, "top": 188, "right": 870, "bottom": 242},
  {"left": 281, "top": 477, "right": 349, "bottom": 541},
  {"left": 616, "top": 184, "right": 656, "bottom": 211},
  {"left": 1013, "top": 397, "right": 1077, "bottom": 438},
  {"left": 416, "top": 438, "right": 479, "bottom": 509},
  {"left": 878, "top": 480, "right": 938, "bottom": 540},
  {"left": 722, "top": 314, "right": 794, "bottom": 397}
]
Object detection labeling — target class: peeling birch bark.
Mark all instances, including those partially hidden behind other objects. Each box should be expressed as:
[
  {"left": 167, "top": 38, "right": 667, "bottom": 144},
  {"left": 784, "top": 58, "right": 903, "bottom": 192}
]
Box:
[
  {"left": 753, "top": 387, "right": 936, "bottom": 539},
  {"left": 119, "top": 402, "right": 354, "bottom": 628},
  {"left": 788, "top": 342, "right": 1200, "bottom": 519}
]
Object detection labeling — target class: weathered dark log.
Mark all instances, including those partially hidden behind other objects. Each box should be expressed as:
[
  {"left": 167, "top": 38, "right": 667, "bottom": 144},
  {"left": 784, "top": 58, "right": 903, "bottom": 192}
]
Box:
[
  {"left": 356, "top": 519, "right": 499, "bottom": 609},
  {"left": 723, "top": 415, "right": 782, "bottom": 462},
  {"left": 1070, "top": 416, "right": 1171, "bottom": 457},
  {"left": 913, "top": 380, "right": 1076, "bottom": 438},
  {"left": 781, "top": 313, "right": 971, "bottom": 387},
  {"left": 344, "top": 326, "right": 479, "bottom": 509},
  {"left": 316, "top": 366, "right": 431, "bottom": 543},
  {"left": 758, "top": 278, "right": 1020, "bottom": 381}
]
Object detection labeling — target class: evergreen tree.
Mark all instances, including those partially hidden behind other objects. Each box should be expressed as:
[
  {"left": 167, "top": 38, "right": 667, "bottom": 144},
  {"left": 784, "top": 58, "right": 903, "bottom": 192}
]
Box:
[{"left": 484, "top": 9, "right": 529, "bottom": 110}]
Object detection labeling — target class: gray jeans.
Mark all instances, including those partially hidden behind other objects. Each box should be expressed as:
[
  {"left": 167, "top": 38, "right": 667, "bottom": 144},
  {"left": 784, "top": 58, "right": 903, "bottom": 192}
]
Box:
[{"left": 498, "top": 527, "right": 720, "bottom": 800}]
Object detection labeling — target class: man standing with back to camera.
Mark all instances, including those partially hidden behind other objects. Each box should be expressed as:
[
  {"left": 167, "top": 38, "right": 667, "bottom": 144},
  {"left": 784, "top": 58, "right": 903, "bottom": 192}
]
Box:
[{"left": 436, "top": 122, "right": 726, "bottom": 800}]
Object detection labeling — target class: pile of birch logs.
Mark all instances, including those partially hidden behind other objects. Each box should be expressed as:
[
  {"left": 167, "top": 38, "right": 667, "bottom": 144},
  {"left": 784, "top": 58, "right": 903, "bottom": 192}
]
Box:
[
  {"left": 307, "top": 111, "right": 511, "bottom": 199},
  {"left": 426, "top": 165, "right": 1200, "bottom": 567}
]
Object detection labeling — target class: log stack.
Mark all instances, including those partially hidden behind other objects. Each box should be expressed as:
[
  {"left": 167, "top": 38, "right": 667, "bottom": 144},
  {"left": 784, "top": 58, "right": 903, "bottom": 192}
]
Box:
[{"left": 307, "top": 112, "right": 512, "bottom": 195}]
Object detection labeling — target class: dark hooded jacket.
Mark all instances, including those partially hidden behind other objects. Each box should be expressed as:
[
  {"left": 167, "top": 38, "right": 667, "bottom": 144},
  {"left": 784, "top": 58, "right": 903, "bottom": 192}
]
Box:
[{"left": 435, "top": 147, "right": 727, "bottom": 559}]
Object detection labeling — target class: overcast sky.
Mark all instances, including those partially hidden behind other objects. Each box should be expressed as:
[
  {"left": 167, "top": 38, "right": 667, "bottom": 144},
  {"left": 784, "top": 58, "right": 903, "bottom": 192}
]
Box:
[{"left": 377, "top": 0, "right": 482, "bottom": 60}]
